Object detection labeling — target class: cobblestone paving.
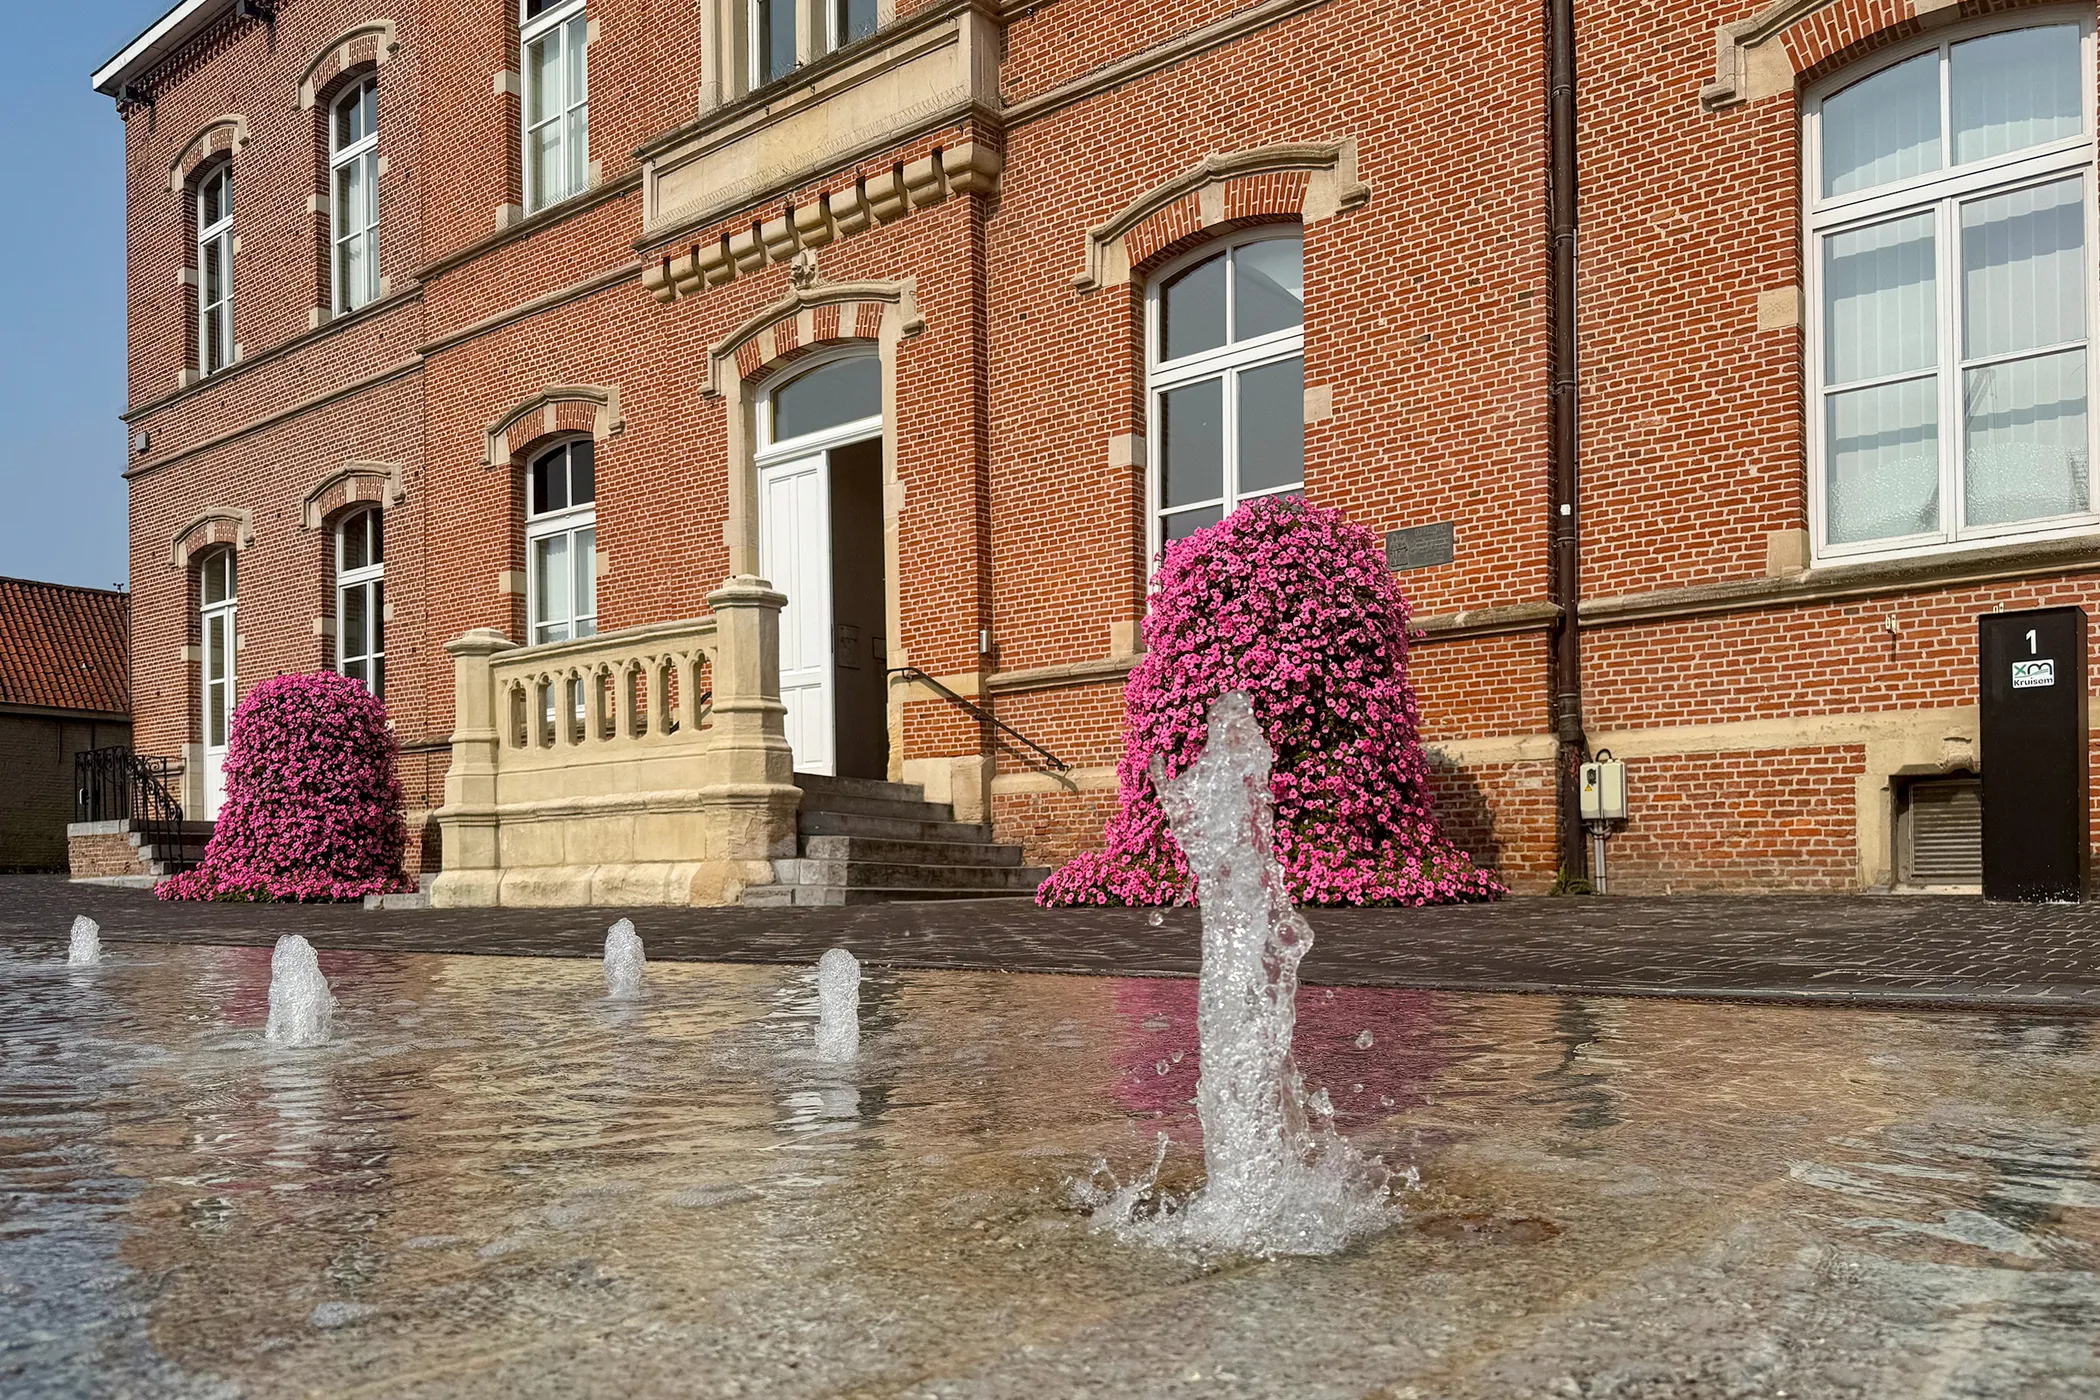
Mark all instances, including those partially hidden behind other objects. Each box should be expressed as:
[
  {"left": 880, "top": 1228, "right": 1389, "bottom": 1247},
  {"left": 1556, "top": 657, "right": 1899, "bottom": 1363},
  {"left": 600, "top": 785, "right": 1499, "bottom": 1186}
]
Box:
[{"left": 10, "top": 875, "right": 2098, "bottom": 1012}]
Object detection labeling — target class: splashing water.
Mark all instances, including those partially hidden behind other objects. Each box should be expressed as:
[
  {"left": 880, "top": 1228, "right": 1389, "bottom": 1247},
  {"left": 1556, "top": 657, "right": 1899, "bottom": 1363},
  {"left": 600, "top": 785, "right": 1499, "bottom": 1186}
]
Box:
[
  {"left": 1079, "top": 691, "right": 1394, "bottom": 1257},
  {"left": 814, "top": 948, "right": 861, "bottom": 1063},
  {"left": 604, "top": 919, "right": 645, "bottom": 999},
  {"left": 66, "top": 917, "right": 101, "bottom": 966},
  {"left": 264, "top": 935, "right": 335, "bottom": 1047}
]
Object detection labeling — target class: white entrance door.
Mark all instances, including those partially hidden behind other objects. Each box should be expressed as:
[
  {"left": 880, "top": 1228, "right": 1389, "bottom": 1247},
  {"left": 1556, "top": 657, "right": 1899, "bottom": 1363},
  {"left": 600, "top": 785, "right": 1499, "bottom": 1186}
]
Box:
[
  {"left": 759, "top": 450, "right": 835, "bottom": 776},
  {"left": 200, "top": 599, "right": 235, "bottom": 818}
]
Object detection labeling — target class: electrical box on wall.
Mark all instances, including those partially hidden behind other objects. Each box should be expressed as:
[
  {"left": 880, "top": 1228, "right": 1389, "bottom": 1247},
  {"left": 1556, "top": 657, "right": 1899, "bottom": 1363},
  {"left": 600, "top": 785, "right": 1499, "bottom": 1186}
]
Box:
[
  {"left": 1580, "top": 759, "right": 1627, "bottom": 822},
  {"left": 1979, "top": 606, "right": 2089, "bottom": 902}
]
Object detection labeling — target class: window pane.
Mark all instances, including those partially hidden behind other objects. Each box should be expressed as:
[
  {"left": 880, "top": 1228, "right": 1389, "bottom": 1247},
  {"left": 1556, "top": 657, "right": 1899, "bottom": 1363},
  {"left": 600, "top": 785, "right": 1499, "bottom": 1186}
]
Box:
[
  {"left": 567, "top": 15, "right": 590, "bottom": 192},
  {"left": 370, "top": 509, "right": 384, "bottom": 565},
  {"left": 1163, "top": 505, "right": 1222, "bottom": 543},
  {"left": 1162, "top": 253, "right": 1227, "bottom": 361},
  {"left": 344, "top": 583, "right": 370, "bottom": 661},
  {"left": 373, "top": 655, "right": 385, "bottom": 702},
  {"left": 1237, "top": 356, "right": 1305, "bottom": 494},
  {"left": 575, "top": 525, "right": 597, "bottom": 626},
  {"left": 570, "top": 439, "right": 595, "bottom": 505},
  {"left": 839, "top": 0, "right": 878, "bottom": 44},
  {"left": 527, "top": 33, "right": 562, "bottom": 124},
  {"left": 1234, "top": 239, "right": 1304, "bottom": 341},
  {"left": 341, "top": 515, "right": 368, "bottom": 572},
  {"left": 1822, "top": 51, "right": 1942, "bottom": 198},
  {"left": 1952, "top": 25, "right": 2083, "bottom": 166},
  {"left": 361, "top": 82, "right": 378, "bottom": 140},
  {"left": 335, "top": 90, "right": 357, "bottom": 149},
  {"left": 529, "top": 120, "right": 564, "bottom": 209},
  {"left": 202, "top": 169, "right": 228, "bottom": 228},
  {"left": 1965, "top": 349, "right": 2090, "bottom": 526},
  {"left": 772, "top": 357, "right": 880, "bottom": 441},
  {"left": 1961, "top": 177, "right": 2086, "bottom": 362},
  {"left": 373, "top": 580, "right": 385, "bottom": 656},
  {"left": 208, "top": 683, "right": 226, "bottom": 747},
  {"left": 759, "top": 0, "right": 797, "bottom": 83},
  {"left": 1827, "top": 376, "right": 1941, "bottom": 543},
  {"left": 532, "top": 446, "right": 568, "bottom": 515},
  {"left": 534, "top": 534, "right": 570, "bottom": 631},
  {"left": 206, "top": 613, "right": 226, "bottom": 680},
  {"left": 1161, "top": 378, "right": 1224, "bottom": 508},
  {"left": 202, "top": 553, "right": 227, "bottom": 605},
  {"left": 345, "top": 657, "right": 367, "bottom": 687},
  {"left": 1824, "top": 213, "right": 1937, "bottom": 386}
]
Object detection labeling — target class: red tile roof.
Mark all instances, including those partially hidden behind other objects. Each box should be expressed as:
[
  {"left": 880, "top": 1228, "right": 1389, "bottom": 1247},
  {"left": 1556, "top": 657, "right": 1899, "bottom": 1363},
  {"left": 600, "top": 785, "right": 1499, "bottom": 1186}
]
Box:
[{"left": 0, "top": 577, "right": 130, "bottom": 716}]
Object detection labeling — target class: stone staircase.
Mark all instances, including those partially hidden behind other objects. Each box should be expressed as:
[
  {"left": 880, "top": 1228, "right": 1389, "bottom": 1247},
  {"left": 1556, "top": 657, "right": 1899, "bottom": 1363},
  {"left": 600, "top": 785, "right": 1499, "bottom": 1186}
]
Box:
[
  {"left": 743, "top": 774, "right": 1050, "bottom": 907},
  {"left": 66, "top": 818, "right": 213, "bottom": 887}
]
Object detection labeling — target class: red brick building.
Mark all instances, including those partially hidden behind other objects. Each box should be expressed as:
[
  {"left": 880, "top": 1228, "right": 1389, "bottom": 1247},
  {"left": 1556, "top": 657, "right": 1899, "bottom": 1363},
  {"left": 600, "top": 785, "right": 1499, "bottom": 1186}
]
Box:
[
  {"left": 0, "top": 579, "right": 131, "bottom": 870},
  {"left": 96, "top": 0, "right": 2099, "bottom": 901}
]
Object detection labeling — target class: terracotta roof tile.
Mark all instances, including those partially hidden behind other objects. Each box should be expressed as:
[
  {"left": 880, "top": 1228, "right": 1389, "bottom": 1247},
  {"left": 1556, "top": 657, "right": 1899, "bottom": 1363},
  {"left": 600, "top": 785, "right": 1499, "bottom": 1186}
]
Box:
[{"left": 0, "top": 577, "right": 130, "bottom": 715}]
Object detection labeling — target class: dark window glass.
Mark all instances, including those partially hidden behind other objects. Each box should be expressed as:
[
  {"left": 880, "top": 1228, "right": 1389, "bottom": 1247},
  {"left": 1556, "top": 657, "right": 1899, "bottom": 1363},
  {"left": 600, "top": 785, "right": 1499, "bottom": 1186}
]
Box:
[
  {"left": 1163, "top": 505, "right": 1222, "bottom": 542},
  {"left": 772, "top": 356, "right": 880, "bottom": 441},
  {"left": 1161, "top": 252, "right": 1227, "bottom": 361},
  {"left": 569, "top": 439, "right": 596, "bottom": 506},
  {"left": 1234, "top": 238, "right": 1304, "bottom": 341},
  {"left": 758, "top": 0, "right": 797, "bottom": 84},
  {"left": 1237, "top": 356, "right": 1305, "bottom": 493},
  {"left": 370, "top": 508, "right": 384, "bottom": 565},
  {"left": 838, "top": 0, "right": 878, "bottom": 44},
  {"left": 531, "top": 445, "right": 568, "bottom": 515},
  {"left": 1161, "top": 379, "right": 1223, "bottom": 507},
  {"left": 341, "top": 513, "right": 369, "bottom": 572}
]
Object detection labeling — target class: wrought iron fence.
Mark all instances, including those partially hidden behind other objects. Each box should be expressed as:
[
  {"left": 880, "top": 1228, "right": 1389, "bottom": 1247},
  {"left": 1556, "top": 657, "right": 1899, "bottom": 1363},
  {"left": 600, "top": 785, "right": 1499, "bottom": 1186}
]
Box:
[{"left": 75, "top": 748, "right": 191, "bottom": 870}]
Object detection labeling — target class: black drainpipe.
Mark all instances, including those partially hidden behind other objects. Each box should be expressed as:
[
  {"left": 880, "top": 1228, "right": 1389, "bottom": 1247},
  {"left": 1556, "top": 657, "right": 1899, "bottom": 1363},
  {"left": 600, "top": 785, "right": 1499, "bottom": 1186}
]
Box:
[{"left": 1546, "top": 0, "right": 1586, "bottom": 880}]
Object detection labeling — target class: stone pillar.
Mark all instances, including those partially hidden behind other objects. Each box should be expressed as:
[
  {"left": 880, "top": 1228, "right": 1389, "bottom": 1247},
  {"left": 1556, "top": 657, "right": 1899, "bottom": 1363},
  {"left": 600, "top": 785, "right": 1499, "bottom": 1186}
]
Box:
[
  {"left": 430, "top": 628, "right": 516, "bottom": 908},
  {"left": 692, "top": 575, "right": 801, "bottom": 904}
]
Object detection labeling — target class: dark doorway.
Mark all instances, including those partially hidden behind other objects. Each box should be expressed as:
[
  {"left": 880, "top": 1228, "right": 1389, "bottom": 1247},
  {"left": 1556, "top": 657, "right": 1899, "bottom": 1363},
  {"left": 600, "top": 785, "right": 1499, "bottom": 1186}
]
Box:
[{"left": 827, "top": 437, "right": 888, "bottom": 780}]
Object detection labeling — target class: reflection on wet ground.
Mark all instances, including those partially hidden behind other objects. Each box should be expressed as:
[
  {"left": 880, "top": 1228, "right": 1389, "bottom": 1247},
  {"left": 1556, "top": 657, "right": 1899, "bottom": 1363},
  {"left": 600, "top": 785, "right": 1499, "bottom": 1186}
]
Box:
[{"left": 2, "top": 938, "right": 2096, "bottom": 1398}]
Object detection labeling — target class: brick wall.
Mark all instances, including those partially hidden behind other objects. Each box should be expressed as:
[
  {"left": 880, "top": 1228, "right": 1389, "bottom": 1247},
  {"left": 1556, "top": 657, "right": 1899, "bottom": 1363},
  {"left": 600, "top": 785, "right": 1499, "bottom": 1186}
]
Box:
[
  {"left": 108, "top": 0, "right": 2100, "bottom": 897},
  {"left": 0, "top": 716, "right": 130, "bottom": 871}
]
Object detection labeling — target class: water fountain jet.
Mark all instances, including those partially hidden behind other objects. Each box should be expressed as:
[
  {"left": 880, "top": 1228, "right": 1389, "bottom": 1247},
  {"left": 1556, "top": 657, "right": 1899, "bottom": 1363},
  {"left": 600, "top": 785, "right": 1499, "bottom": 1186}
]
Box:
[
  {"left": 1083, "top": 691, "right": 1393, "bottom": 1257},
  {"left": 814, "top": 948, "right": 861, "bottom": 1062},
  {"left": 67, "top": 916, "right": 101, "bottom": 966},
  {"left": 604, "top": 919, "right": 645, "bottom": 999},
  {"left": 265, "top": 935, "right": 335, "bottom": 1046}
]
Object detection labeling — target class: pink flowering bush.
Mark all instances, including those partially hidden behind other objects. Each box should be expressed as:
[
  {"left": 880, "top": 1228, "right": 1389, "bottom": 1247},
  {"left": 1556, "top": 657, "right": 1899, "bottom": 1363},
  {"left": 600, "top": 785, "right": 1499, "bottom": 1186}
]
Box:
[
  {"left": 1038, "top": 497, "right": 1501, "bottom": 907},
  {"left": 160, "top": 672, "right": 411, "bottom": 902}
]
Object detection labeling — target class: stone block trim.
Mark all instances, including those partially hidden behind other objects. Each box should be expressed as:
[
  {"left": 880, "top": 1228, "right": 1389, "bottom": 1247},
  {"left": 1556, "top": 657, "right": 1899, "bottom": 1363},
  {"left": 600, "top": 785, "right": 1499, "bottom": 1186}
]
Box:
[
  {"left": 296, "top": 21, "right": 401, "bottom": 110},
  {"left": 641, "top": 141, "right": 1003, "bottom": 305},
  {"left": 701, "top": 281, "right": 924, "bottom": 400},
  {"left": 301, "top": 461, "right": 406, "bottom": 530},
  {"left": 169, "top": 507, "right": 255, "bottom": 569},
  {"left": 1071, "top": 139, "right": 1369, "bottom": 292},
  {"left": 167, "top": 115, "right": 250, "bottom": 192},
  {"left": 482, "top": 387, "right": 626, "bottom": 470}
]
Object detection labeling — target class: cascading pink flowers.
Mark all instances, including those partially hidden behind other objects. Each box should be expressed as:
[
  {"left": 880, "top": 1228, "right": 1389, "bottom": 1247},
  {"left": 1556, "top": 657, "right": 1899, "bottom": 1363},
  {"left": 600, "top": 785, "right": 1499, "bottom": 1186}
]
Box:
[
  {"left": 159, "top": 671, "right": 412, "bottom": 902},
  {"left": 1037, "top": 497, "right": 1502, "bottom": 907}
]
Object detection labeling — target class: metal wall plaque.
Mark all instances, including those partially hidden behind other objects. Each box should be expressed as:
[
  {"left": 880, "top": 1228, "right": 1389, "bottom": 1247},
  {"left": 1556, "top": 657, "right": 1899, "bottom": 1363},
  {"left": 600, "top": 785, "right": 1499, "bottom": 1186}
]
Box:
[{"left": 1385, "top": 521, "right": 1456, "bottom": 571}]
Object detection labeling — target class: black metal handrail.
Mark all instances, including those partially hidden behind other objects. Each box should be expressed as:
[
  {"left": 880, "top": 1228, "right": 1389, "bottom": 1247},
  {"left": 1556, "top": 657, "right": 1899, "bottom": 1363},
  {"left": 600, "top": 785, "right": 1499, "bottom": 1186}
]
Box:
[
  {"left": 75, "top": 748, "right": 191, "bottom": 869},
  {"left": 888, "top": 666, "right": 1070, "bottom": 773}
]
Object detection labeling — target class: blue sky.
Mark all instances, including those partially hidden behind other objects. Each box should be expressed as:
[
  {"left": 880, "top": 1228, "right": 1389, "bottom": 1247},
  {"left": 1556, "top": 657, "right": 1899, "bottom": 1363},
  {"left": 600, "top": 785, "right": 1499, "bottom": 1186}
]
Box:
[{"left": 0, "top": 5, "right": 166, "bottom": 592}]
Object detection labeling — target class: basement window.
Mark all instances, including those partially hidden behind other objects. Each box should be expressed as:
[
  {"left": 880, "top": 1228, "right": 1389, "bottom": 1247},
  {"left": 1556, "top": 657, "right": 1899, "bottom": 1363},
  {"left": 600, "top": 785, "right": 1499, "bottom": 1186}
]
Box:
[{"left": 1896, "top": 774, "right": 1982, "bottom": 889}]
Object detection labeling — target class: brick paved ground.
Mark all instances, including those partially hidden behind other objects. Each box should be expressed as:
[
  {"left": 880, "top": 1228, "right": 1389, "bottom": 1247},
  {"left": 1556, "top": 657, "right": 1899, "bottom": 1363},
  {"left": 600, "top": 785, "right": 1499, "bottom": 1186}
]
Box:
[{"left": 13, "top": 875, "right": 2099, "bottom": 1013}]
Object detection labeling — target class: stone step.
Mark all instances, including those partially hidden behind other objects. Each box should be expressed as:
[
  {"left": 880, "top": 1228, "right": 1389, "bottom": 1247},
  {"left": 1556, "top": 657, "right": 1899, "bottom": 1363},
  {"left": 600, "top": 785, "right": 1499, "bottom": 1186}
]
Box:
[
  {"left": 774, "top": 858, "right": 1046, "bottom": 892},
  {"left": 794, "top": 787, "right": 958, "bottom": 824},
  {"left": 794, "top": 772, "right": 928, "bottom": 805},
  {"left": 799, "top": 834, "right": 1023, "bottom": 868},
  {"left": 751, "top": 881, "right": 1051, "bottom": 908},
  {"left": 795, "top": 809, "right": 993, "bottom": 844}
]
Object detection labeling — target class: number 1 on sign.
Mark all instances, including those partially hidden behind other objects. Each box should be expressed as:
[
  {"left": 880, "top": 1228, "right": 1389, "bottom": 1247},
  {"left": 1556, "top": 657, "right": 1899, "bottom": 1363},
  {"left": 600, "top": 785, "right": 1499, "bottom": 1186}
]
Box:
[{"left": 2028, "top": 629, "right": 2038, "bottom": 655}]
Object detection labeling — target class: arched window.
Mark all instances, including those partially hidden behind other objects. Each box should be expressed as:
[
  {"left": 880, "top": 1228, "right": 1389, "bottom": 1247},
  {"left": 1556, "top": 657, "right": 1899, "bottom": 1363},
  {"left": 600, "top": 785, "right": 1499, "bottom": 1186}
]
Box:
[
  {"left": 761, "top": 354, "right": 881, "bottom": 448},
  {"left": 1145, "top": 230, "right": 1305, "bottom": 558},
  {"left": 196, "top": 163, "right": 234, "bottom": 375},
  {"left": 198, "top": 547, "right": 237, "bottom": 817},
  {"left": 1806, "top": 15, "right": 2096, "bottom": 560},
  {"left": 331, "top": 77, "right": 380, "bottom": 314},
  {"left": 526, "top": 439, "right": 597, "bottom": 644},
  {"left": 522, "top": 0, "right": 590, "bottom": 212},
  {"left": 336, "top": 508, "right": 385, "bottom": 697}
]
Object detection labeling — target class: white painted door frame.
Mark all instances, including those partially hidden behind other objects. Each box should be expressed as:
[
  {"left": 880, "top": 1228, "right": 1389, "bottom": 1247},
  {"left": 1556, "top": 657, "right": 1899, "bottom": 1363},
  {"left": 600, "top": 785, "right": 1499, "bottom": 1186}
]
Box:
[{"left": 200, "top": 596, "right": 235, "bottom": 818}]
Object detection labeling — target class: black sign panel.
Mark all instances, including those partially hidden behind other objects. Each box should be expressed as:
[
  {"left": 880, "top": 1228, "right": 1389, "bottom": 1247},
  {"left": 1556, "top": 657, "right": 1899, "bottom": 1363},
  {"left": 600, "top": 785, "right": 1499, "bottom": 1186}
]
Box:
[
  {"left": 1979, "top": 606, "right": 2089, "bottom": 902},
  {"left": 1386, "top": 521, "right": 1456, "bottom": 572}
]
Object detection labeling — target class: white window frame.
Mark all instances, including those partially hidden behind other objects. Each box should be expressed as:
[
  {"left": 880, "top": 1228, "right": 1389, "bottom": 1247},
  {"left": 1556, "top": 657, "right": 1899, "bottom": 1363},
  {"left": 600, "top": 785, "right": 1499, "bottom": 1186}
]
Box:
[
  {"left": 525, "top": 439, "right": 598, "bottom": 647},
  {"left": 827, "top": 0, "right": 877, "bottom": 52},
  {"left": 330, "top": 77, "right": 380, "bottom": 315},
  {"left": 1804, "top": 9, "right": 2100, "bottom": 565},
  {"left": 749, "top": 0, "right": 798, "bottom": 89},
  {"left": 336, "top": 507, "right": 385, "bottom": 698},
  {"left": 198, "top": 547, "right": 237, "bottom": 819},
  {"left": 196, "top": 163, "right": 234, "bottom": 376},
  {"left": 1143, "top": 228, "right": 1307, "bottom": 569},
  {"left": 521, "top": 0, "right": 590, "bottom": 214}
]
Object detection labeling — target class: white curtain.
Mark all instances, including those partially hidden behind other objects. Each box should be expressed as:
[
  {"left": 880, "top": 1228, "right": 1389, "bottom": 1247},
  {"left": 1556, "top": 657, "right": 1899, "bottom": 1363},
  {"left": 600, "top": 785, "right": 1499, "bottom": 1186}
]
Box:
[
  {"left": 1828, "top": 378, "right": 1940, "bottom": 543},
  {"left": 1825, "top": 213, "right": 1938, "bottom": 385},
  {"left": 1823, "top": 51, "right": 1941, "bottom": 197},
  {"left": 1951, "top": 25, "right": 2082, "bottom": 166},
  {"left": 1961, "top": 176, "right": 2086, "bottom": 360}
]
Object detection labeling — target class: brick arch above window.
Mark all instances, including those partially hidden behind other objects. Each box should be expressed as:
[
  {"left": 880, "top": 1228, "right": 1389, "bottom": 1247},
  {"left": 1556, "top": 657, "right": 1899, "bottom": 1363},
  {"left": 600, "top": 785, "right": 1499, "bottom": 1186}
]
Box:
[
  {"left": 301, "top": 461, "right": 405, "bottom": 530},
  {"left": 701, "top": 275, "right": 924, "bottom": 400},
  {"left": 483, "top": 387, "right": 625, "bottom": 470},
  {"left": 1071, "top": 140, "right": 1368, "bottom": 294},
  {"left": 167, "top": 116, "right": 250, "bottom": 193},
  {"left": 1700, "top": 0, "right": 2062, "bottom": 109},
  {"left": 170, "top": 507, "right": 254, "bottom": 570},
  {"left": 297, "top": 20, "right": 401, "bottom": 110}
]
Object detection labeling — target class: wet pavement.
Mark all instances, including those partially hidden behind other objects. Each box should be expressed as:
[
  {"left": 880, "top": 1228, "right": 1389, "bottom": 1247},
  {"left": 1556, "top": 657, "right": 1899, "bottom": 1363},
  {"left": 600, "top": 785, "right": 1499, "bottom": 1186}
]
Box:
[
  {"left": 3, "top": 937, "right": 2097, "bottom": 1398},
  {"left": 14, "top": 876, "right": 2100, "bottom": 1012}
]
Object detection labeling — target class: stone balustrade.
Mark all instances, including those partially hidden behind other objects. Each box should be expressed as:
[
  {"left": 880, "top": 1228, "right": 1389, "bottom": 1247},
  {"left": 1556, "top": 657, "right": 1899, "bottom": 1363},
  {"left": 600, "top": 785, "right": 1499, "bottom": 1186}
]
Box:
[{"left": 432, "top": 576, "right": 801, "bottom": 907}]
